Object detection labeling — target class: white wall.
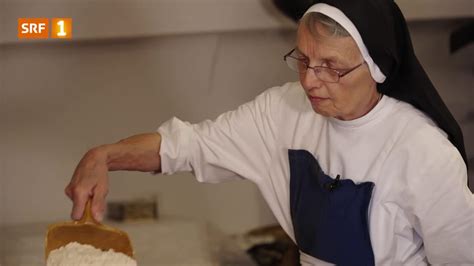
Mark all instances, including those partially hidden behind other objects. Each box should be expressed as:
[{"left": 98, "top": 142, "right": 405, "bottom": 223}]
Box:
[
  {"left": 1, "top": 19, "right": 472, "bottom": 233},
  {"left": 0, "top": 30, "right": 295, "bottom": 233},
  {"left": 1, "top": 0, "right": 293, "bottom": 44}
]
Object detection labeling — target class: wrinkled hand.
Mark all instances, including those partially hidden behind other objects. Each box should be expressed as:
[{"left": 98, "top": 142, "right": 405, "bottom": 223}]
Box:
[
  {"left": 65, "top": 133, "right": 162, "bottom": 221},
  {"left": 65, "top": 146, "right": 109, "bottom": 221}
]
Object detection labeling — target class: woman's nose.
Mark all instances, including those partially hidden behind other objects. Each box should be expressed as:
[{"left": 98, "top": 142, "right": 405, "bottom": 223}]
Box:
[{"left": 300, "top": 69, "right": 323, "bottom": 90}]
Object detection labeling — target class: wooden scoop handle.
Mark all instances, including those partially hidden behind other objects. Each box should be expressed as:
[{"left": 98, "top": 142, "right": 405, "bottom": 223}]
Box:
[{"left": 78, "top": 199, "right": 99, "bottom": 225}]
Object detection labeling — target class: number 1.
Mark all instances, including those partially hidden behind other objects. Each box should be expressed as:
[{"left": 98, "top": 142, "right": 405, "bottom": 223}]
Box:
[{"left": 57, "top": 20, "right": 66, "bottom": 36}]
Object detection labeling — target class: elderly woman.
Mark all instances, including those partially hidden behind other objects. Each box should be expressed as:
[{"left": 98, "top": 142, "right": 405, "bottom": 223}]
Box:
[{"left": 66, "top": 0, "right": 473, "bottom": 265}]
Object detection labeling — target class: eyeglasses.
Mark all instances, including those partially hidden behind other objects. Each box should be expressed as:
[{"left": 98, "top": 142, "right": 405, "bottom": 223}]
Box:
[{"left": 283, "top": 48, "right": 365, "bottom": 83}]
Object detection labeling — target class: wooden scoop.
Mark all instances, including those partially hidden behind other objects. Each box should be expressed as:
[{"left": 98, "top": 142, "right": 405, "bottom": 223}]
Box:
[{"left": 45, "top": 199, "right": 134, "bottom": 260}]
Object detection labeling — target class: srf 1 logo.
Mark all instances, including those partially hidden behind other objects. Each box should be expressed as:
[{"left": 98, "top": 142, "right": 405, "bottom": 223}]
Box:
[{"left": 18, "top": 18, "right": 72, "bottom": 39}]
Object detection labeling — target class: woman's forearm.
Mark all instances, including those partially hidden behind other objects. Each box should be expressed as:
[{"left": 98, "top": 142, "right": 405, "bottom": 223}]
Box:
[{"left": 104, "top": 133, "right": 162, "bottom": 172}]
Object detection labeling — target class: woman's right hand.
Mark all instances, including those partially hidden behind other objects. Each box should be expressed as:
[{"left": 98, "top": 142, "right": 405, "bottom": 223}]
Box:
[
  {"left": 64, "top": 133, "right": 162, "bottom": 222},
  {"left": 65, "top": 146, "right": 110, "bottom": 222}
]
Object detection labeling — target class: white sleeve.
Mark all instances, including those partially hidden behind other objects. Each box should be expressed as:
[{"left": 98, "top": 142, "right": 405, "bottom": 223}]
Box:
[
  {"left": 408, "top": 140, "right": 474, "bottom": 264},
  {"left": 157, "top": 86, "right": 285, "bottom": 183}
]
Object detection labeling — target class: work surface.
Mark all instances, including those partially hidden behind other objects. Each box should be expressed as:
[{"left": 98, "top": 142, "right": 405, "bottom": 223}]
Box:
[{"left": 0, "top": 218, "right": 255, "bottom": 266}]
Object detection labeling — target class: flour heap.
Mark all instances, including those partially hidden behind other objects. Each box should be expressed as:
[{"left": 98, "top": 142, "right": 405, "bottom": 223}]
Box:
[{"left": 47, "top": 242, "right": 137, "bottom": 266}]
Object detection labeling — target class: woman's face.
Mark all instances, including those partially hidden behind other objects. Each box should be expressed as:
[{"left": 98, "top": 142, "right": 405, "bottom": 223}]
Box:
[{"left": 296, "top": 21, "right": 379, "bottom": 120}]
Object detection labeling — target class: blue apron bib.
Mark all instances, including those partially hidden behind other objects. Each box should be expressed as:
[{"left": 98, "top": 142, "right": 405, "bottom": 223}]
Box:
[{"left": 288, "top": 149, "right": 375, "bottom": 265}]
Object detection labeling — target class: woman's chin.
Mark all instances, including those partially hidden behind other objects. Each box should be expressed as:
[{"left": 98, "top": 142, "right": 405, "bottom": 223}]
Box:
[{"left": 311, "top": 106, "right": 334, "bottom": 118}]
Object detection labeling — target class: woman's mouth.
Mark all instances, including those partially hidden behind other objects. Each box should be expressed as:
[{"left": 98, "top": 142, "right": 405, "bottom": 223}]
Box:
[{"left": 309, "top": 95, "right": 329, "bottom": 104}]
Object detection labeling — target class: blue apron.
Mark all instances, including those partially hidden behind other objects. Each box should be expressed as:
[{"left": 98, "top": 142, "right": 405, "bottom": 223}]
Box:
[{"left": 288, "top": 149, "right": 375, "bottom": 265}]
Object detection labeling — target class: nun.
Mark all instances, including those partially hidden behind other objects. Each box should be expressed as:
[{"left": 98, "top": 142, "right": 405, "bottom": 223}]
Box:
[{"left": 65, "top": 0, "right": 474, "bottom": 265}]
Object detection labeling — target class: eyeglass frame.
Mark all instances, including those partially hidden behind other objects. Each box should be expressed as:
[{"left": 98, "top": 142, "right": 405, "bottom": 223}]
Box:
[{"left": 283, "top": 48, "right": 365, "bottom": 83}]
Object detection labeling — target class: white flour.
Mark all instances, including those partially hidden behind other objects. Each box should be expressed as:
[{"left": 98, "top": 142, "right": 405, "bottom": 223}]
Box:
[{"left": 47, "top": 242, "right": 137, "bottom": 266}]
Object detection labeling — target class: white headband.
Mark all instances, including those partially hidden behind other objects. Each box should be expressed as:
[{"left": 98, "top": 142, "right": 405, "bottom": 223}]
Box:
[{"left": 303, "top": 3, "right": 386, "bottom": 83}]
